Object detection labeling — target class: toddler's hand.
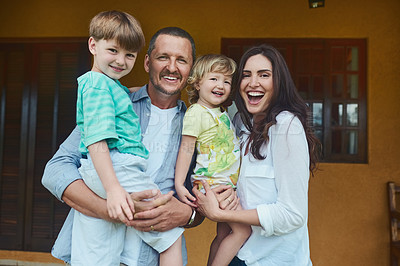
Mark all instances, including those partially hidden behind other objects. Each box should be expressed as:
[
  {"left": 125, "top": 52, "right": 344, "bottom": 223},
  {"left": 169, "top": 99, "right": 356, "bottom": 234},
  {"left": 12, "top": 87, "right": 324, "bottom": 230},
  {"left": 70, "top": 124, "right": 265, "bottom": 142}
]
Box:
[
  {"left": 106, "top": 185, "right": 135, "bottom": 224},
  {"left": 176, "top": 185, "right": 197, "bottom": 208}
]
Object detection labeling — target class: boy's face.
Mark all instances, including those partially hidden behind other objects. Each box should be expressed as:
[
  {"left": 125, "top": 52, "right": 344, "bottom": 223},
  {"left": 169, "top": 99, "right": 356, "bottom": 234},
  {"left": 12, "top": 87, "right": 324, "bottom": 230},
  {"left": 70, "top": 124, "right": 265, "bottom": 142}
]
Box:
[{"left": 88, "top": 37, "right": 138, "bottom": 80}]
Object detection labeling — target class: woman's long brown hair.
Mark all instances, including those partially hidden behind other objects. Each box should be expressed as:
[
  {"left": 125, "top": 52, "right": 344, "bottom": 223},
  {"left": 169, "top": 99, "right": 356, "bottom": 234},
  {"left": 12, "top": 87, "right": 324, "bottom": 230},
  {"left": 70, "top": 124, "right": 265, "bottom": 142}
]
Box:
[{"left": 233, "top": 44, "right": 321, "bottom": 175}]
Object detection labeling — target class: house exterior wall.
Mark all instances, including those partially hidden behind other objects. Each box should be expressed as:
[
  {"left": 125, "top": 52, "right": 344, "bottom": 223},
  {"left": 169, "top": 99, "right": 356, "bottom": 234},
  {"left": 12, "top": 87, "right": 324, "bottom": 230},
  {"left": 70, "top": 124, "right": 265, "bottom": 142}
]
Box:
[{"left": 1, "top": 0, "right": 399, "bottom": 265}]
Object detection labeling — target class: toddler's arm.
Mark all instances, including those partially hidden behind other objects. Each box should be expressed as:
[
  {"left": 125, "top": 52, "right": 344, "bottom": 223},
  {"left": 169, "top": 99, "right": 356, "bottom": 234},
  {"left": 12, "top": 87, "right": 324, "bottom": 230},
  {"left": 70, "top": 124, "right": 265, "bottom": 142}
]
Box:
[
  {"left": 88, "top": 140, "right": 135, "bottom": 224},
  {"left": 175, "top": 135, "right": 197, "bottom": 207}
]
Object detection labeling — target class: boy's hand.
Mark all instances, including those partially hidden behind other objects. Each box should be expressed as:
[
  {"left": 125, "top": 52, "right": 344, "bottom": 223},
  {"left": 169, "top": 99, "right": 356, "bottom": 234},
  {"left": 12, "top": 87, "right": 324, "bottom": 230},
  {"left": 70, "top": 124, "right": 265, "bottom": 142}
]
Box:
[
  {"left": 176, "top": 185, "right": 197, "bottom": 208},
  {"left": 106, "top": 185, "right": 135, "bottom": 224}
]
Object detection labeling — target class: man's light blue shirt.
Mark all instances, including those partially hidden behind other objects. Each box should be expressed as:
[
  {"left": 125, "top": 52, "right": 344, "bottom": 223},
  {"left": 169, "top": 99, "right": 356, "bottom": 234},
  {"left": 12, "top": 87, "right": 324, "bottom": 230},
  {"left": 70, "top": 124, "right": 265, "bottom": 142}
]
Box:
[{"left": 42, "top": 85, "right": 187, "bottom": 265}]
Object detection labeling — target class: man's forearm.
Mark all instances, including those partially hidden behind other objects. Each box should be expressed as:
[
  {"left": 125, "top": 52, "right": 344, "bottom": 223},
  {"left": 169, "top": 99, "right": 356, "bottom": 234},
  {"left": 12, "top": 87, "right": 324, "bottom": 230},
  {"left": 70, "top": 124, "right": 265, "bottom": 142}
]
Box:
[
  {"left": 184, "top": 207, "right": 205, "bottom": 228},
  {"left": 62, "top": 179, "right": 111, "bottom": 221}
]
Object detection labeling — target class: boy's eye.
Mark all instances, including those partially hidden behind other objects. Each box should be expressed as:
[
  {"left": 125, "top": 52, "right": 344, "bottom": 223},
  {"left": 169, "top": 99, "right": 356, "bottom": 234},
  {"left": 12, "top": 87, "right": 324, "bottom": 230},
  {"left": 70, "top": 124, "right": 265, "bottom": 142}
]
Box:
[
  {"left": 108, "top": 48, "right": 117, "bottom": 53},
  {"left": 225, "top": 81, "right": 231, "bottom": 85}
]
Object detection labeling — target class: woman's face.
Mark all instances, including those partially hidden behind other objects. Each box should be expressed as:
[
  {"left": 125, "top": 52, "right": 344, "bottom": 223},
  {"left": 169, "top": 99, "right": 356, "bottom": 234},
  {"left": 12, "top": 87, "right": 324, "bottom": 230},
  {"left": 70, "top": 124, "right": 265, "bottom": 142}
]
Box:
[{"left": 239, "top": 54, "right": 274, "bottom": 117}]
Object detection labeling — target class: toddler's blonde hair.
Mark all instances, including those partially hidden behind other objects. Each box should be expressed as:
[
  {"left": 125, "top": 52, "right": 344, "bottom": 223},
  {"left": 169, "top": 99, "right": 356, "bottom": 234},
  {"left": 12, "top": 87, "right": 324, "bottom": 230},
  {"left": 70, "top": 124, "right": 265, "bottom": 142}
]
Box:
[{"left": 187, "top": 54, "right": 236, "bottom": 104}]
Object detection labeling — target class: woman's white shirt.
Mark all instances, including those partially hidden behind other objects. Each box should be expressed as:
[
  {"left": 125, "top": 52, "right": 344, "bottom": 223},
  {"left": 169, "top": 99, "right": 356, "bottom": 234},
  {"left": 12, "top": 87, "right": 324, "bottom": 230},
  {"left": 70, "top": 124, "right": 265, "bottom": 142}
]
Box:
[{"left": 236, "top": 111, "right": 312, "bottom": 266}]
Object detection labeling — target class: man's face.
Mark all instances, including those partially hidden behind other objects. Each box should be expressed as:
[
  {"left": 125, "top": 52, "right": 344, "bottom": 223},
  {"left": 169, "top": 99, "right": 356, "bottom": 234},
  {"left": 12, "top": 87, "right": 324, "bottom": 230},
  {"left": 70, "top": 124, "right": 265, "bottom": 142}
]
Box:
[{"left": 145, "top": 34, "right": 193, "bottom": 96}]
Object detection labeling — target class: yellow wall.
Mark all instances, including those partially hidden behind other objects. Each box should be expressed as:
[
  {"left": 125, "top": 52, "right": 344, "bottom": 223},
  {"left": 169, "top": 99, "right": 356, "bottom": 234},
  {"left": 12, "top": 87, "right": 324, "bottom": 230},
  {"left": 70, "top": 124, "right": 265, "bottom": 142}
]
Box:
[{"left": 1, "top": 0, "right": 400, "bottom": 265}]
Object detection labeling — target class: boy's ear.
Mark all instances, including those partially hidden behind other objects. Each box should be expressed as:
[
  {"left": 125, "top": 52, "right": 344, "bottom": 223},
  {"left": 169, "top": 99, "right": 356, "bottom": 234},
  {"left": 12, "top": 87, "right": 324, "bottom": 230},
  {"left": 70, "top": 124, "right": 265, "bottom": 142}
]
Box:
[{"left": 88, "top": 37, "right": 97, "bottom": 55}]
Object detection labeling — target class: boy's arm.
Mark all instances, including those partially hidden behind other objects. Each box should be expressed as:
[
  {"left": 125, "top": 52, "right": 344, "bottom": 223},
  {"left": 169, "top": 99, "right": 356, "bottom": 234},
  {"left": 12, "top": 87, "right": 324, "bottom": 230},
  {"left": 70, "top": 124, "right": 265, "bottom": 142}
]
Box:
[
  {"left": 87, "top": 140, "right": 134, "bottom": 223},
  {"left": 175, "top": 135, "right": 197, "bottom": 206}
]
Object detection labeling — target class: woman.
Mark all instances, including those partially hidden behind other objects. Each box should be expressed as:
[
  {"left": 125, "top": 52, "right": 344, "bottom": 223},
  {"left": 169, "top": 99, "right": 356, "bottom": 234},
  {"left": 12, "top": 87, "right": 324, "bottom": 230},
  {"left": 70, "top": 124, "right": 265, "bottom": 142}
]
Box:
[{"left": 193, "top": 45, "right": 320, "bottom": 266}]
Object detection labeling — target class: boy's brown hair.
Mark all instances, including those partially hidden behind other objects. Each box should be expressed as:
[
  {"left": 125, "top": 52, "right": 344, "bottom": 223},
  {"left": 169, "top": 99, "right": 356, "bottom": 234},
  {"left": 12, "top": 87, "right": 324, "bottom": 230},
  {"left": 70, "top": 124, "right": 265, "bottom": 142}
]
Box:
[
  {"left": 89, "top": 10, "right": 145, "bottom": 52},
  {"left": 187, "top": 54, "right": 236, "bottom": 104}
]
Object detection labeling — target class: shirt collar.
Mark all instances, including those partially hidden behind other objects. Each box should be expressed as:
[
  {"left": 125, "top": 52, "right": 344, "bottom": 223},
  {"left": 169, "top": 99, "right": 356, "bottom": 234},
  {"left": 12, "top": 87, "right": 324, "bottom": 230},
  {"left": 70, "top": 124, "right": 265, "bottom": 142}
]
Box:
[{"left": 130, "top": 84, "right": 187, "bottom": 112}]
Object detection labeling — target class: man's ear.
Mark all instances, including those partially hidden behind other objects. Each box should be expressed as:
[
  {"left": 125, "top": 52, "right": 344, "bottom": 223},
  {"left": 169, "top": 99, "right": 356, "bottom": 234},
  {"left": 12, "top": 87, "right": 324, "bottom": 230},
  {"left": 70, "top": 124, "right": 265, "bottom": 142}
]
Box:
[
  {"left": 144, "top": 54, "right": 150, "bottom": 73},
  {"left": 88, "top": 37, "right": 97, "bottom": 55}
]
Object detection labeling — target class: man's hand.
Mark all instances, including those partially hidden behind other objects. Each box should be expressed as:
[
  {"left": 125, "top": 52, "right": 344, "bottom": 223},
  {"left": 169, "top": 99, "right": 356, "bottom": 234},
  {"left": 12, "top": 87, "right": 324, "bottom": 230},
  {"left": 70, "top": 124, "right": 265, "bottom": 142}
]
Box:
[
  {"left": 127, "top": 192, "right": 192, "bottom": 232},
  {"left": 130, "top": 189, "right": 169, "bottom": 213}
]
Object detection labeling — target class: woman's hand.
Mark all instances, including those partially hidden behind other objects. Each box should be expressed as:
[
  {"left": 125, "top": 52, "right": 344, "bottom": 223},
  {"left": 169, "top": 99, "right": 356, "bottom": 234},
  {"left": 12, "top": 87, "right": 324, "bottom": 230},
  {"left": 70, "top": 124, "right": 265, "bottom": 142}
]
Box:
[
  {"left": 212, "top": 185, "right": 239, "bottom": 210},
  {"left": 193, "top": 180, "right": 224, "bottom": 221}
]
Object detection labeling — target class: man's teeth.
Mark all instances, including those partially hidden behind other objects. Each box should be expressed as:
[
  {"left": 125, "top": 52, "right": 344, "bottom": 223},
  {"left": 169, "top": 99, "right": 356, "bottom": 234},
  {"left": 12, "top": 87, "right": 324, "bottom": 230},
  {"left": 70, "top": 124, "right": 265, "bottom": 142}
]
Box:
[
  {"left": 164, "top": 76, "right": 177, "bottom": 80},
  {"left": 248, "top": 92, "right": 264, "bottom": 97}
]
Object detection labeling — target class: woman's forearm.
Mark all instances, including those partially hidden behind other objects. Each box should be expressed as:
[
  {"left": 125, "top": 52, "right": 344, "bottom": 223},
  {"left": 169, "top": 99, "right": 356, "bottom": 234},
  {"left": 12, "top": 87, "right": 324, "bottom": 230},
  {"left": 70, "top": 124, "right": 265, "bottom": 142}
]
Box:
[{"left": 214, "top": 208, "right": 260, "bottom": 226}]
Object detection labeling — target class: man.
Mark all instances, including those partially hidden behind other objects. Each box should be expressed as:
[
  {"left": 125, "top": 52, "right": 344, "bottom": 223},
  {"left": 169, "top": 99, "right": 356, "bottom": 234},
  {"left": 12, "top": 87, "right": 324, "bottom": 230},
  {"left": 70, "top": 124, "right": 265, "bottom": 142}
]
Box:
[{"left": 42, "top": 27, "right": 236, "bottom": 265}]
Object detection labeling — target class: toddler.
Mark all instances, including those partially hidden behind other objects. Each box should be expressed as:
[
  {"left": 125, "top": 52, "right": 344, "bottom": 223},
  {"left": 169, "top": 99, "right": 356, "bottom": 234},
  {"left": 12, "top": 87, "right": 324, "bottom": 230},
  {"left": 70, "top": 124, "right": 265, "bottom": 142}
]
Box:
[{"left": 175, "top": 54, "right": 251, "bottom": 266}]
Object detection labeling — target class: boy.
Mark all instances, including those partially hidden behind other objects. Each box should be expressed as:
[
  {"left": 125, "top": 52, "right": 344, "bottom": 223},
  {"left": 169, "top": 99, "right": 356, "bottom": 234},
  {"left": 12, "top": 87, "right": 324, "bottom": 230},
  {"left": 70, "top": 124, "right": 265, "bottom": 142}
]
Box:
[{"left": 72, "top": 11, "right": 183, "bottom": 265}]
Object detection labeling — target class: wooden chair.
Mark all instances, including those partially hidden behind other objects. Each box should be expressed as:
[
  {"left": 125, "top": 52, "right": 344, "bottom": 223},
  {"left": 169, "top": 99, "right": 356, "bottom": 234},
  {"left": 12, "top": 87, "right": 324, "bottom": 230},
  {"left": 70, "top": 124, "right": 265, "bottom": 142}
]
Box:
[{"left": 388, "top": 182, "right": 400, "bottom": 266}]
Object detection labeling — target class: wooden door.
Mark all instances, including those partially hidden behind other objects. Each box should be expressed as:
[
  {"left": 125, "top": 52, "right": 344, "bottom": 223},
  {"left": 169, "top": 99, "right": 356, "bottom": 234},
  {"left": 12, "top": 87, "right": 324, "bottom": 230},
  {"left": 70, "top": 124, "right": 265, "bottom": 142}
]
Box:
[{"left": 0, "top": 39, "right": 90, "bottom": 251}]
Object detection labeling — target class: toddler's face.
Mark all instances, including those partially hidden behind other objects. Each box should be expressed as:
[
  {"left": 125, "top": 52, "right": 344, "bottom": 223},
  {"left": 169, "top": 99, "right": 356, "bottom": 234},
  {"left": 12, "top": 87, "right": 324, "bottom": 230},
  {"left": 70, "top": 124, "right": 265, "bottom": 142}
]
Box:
[{"left": 196, "top": 72, "right": 232, "bottom": 109}]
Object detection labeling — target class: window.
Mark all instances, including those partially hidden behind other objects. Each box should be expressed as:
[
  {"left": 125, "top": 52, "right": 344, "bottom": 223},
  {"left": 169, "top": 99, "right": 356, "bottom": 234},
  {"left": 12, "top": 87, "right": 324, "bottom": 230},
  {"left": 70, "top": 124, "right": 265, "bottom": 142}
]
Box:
[{"left": 222, "top": 38, "right": 367, "bottom": 163}]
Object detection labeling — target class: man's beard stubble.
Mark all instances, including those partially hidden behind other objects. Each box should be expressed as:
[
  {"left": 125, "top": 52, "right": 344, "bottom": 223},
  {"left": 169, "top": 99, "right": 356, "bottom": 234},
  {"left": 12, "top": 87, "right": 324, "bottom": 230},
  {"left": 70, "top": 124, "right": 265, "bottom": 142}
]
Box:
[{"left": 149, "top": 69, "right": 184, "bottom": 96}]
